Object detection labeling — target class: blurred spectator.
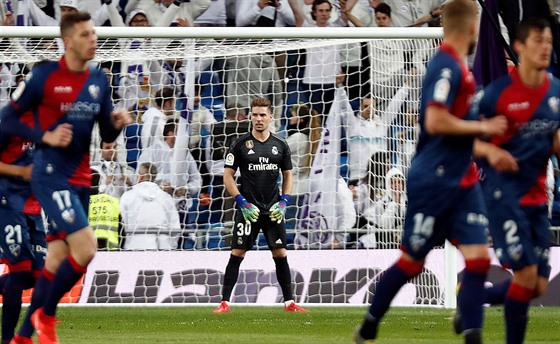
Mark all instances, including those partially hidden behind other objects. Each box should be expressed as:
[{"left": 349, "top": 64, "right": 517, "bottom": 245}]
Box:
[
  {"left": 26, "top": 0, "right": 111, "bottom": 26},
  {"left": 141, "top": 87, "right": 175, "bottom": 150},
  {"left": 295, "top": 177, "right": 356, "bottom": 249},
  {"left": 352, "top": 151, "right": 392, "bottom": 207},
  {"left": 107, "top": 6, "right": 165, "bottom": 111},
  {"left": 189, "top": 83, "right": 217, "bottom": 166},
  {"left": 123, "top": 0, "right": 211, "bottom": 27},
  {"left": 225, "top": 54, "right": 283, "bottom": 132},
  {"left": 195, "top": 0, "right": 227, "bottom": 26},
  {"left": 357, "top": 167, "right": 406, "bottom": 248},
  {"left": 92, "top": 141, "right": 135, "bottom": 199},
  {"left": 391, "top": 103, "right": 419, "bottom": 173},
  {"left": 89, "top": 167, "right": 122, "bottom": 250},
  {"left": 99, "top": 61, "right": 124, "bottom": 108},
  {"left": 345, "top": 78, "right": 410, "bottom": 182},
  {"left": 235, "top": 0, "right": 296, "bottom": 27},
  {"left": 120, "top": 162, "right": 181, "bottom": 250},
  {"left": 291, "top": 0, "right": 347, "bottom": 116}
]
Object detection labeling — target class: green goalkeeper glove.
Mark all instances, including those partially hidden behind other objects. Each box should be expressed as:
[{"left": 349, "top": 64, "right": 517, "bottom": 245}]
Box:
[
  {"left": 269, "top": 194, "right": 290, "bottom": 224},
  {"left": 234, "top": 194, "right": 260, "bottom": 223}
]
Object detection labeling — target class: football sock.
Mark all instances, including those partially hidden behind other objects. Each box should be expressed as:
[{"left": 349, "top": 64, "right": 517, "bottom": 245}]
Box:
[
  {"left": 43, "top": 256, "right": 87, "bottom": 317},
  {"left": 485, "top": 279, "right": 511, "bottom": 305},
  {"left": 360, "top": 258, "right": 423, "bottom": 339},
  {"left": 273, "top": 256, "right": 294, "bottom": 302},
  {"left": 0, "top": 274, "right": 7, "bottom": 294},
  {"left": 504, "top": 283, "right": 532, "bottom": 344},
  {"left": 459, "top": 258, "right": 489, "bottom": 332},
  {"left": 2, "top": 271, "right": 34, "bottom": 342},
  {"left": 19, "top": 269, "right": 54, "bottom": 338},
  {"left": 221, "top": 254, "right": 244, "bottom": 302}
]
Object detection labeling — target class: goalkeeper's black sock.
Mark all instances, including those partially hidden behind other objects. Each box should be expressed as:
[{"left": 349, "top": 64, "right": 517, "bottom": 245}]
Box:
[
  {"left": 222, "top": 254, "right": 244, "bottom": 301},
  {"left": 273, "top": 256, "right": 294, "bottom": 302}
]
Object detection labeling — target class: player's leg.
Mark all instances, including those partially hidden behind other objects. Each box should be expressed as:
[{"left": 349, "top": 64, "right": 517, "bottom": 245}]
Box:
[
  {"left": 456, "top": 243, "right": 490, "bottom": 343},
  {"left": 502, "top": 206, "right": 551, "bottom": 344},
  {"left": 12, "top": 214, "right": 47, "bottom": 343},
  {"left": 0, "top": 211, "right": 38, "bottom": 344},
  {"left": 264, "top": 219, "right": 307, "bottom": 311},
  {"left": 214, "top": 212, "right": 256, "bottom": 313},
  {"left": 357, "top": 252, "right": 424, "bottom": 341},
  {"left": 356, "top": 185, "right": 446, "bottom": 342}
]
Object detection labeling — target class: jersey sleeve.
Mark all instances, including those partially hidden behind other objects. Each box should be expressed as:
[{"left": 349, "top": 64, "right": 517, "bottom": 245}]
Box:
[
  {"left": 96, "top": 70, "right": 121, "bottom": 143},
  {"left": 423, "top": 62, "right": 461, "bottom": 113},
  {"left": 0, "top": 67, "right": 46, "bottom": 143},
  {"left": 224, "top": 138, "right": 241, "bottom": 171}
]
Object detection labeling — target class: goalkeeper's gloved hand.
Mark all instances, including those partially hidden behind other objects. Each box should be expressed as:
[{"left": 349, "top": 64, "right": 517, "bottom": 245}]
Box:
[
  {"left": 234, "top": 194, "right": 260, "bottom": 223},
  {"left": 269, "top": 194, "right": 290, "bottom": 224}
]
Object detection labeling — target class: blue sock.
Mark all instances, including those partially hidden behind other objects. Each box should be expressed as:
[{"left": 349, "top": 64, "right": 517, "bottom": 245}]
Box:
[
  {"left": 504, "top": 283, "right": 532, "bottom": 344},
  {"left": 19, "top": 270, "right": 54, "bottom": 338},
  {"left": 360, "top": 258, "right": 423, "bottom": 339},
  {"left": 42, "top": 256, "right": 86, "bottom": 317},
  {"left": 459, "top": 258, "right": 489, "bottom": 331},
  {"left": 485, "top": 279, "right": 511, "bottom": 305},
  {"left": 2, "top": 271, "right": 34, "bottom": 342}
]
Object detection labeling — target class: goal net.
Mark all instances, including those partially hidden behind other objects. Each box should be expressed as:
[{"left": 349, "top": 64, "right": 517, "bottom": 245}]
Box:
[{"left": 0, "top": 26, "right": 457, "bottom": 307}]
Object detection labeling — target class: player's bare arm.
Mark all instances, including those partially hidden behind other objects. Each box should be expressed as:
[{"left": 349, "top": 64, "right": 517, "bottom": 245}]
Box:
[
  {"left": 281, "top": 170, "right": 293, "bottom": 196},
  {"left": 424, "top": 106, "right": 508, "bottom": 137},
  {"left": 0, "top": 162, "right": 32, "bottom": 180},
  {"left": 473, "top": 139, "right": 519, "bottom": 173},
  {"left": 223, "top": 167, "right": 240, "bottom": 199},
  {"left": 553, "top": 129, "right": 560, "bottom": 155},
  {"left": 41, "top": 122, "right": 73, "bottom": 147}
]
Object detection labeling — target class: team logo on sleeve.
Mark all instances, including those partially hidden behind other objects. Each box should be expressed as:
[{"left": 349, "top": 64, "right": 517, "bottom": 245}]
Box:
[
  {"left": 225, "top": 153, "right": 235, "bottom": 166},
  {"left": 548, "top": 97, "right": 559, "bottom": 113},
  {"left": 11, "top": 81, "right": 26, "bottom": 102},
  {"left": 433, "top": 78, "right": 450, "bottom": 103},
  {"left": 271, "top": 146, "right": 278, "bottom": 155},
  {"left": 88, "top": 84, "right": 100, "bottom": 99}
]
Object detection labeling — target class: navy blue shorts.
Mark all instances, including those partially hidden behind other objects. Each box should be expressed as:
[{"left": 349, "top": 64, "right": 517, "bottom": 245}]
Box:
[
  {"left": 0, "top": 205, "right": 46, "bottom": 272},
  {"left": 401, "top": 182, "right": 488, "bottom": 260},
  {"left": 32, "top": 180, "right": 90, "bottom": 241},
  {"left": 486, "top": 200, "right": 551, "bottom": 278}
]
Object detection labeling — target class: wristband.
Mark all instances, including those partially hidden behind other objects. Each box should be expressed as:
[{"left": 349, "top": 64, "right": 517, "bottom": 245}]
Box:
[{"left": 280, "top": 194, "right": 290, "bottom": 204}]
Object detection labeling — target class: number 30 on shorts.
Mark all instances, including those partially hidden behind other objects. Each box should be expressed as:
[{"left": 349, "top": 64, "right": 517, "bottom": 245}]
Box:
[{"left": 236, "top": 222, "right": 251, "bottom": 236}]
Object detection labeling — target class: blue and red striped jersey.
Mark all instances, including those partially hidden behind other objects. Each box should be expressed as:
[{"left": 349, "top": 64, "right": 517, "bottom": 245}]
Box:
[
  {"left": 0, "top": 57, "right": 120, "bottom": 187},
  {"left": 410, "top": 44, "right": 478, "bottom": 188},
  {"left": 476, "top": 70, "right": 560, "bottom": 206}
]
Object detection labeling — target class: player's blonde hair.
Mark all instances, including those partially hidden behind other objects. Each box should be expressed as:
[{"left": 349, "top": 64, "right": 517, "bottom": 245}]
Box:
[{"left": 442, "top": 0, "right": 478, "bottom": 35}]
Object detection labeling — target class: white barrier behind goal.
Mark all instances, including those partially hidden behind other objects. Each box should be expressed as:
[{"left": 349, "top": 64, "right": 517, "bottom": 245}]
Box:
[{"left": 0, "top": 26, "right": 464, "bottom": 306}]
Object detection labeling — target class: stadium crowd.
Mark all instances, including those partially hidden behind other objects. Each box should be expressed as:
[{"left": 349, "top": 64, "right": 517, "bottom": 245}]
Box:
[{"left": 1, "top": 0, "right": 560, "bottom": 251}]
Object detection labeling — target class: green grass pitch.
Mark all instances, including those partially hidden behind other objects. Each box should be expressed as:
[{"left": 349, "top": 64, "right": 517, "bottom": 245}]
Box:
[{"left": 26, "top": 306, "right": 560, "bottom": 343}]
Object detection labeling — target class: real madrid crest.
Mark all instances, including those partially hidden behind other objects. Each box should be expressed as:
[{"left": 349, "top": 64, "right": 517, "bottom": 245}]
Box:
[
  {"left": 271, "top": 146, "right": 278, "bottom": 155},
  {"left": 246, "top": 140, "right": 254, "bottom": 149},
  {"left": 88, "top": 84, "right": 100, "bottom": 99}
]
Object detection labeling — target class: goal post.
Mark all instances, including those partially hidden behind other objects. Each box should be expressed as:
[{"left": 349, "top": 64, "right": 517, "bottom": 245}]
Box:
[{"left": 0, "top": 26, "right": 460, "bottom": 307}]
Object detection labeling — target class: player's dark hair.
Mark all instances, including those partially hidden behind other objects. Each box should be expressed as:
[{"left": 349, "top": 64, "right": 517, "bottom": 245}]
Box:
[
  {"left": 138, "top": 162, "right": 157, "bottom": 182},
  {"left": 375, "top": 3, "right": 391, "bottom": 18},
  {"left": 516, "top": 18, "right": 551, "bottom": 44},
  {"left": 60, "top": 11, "right": 92, "bottom": 37},
  {"left": 154, "top": 87, "right": 175, "bottom": 109},
  {"left": 311, "top": 0, "right": 332, "bottom": 22},
  {"left": 250, "top": 97, "right": 272, "bottom": 113}
]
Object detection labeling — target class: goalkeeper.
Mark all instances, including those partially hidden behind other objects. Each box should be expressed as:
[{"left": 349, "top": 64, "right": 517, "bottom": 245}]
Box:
[{"left": 213, "top": 97, "right": 308, "bottom": 313}]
